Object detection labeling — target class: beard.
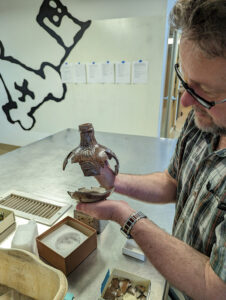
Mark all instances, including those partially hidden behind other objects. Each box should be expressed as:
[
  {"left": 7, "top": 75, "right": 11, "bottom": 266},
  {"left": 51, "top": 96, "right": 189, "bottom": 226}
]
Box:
[{"left": 193, "top": 106, "right": 226, "bottom": 135}]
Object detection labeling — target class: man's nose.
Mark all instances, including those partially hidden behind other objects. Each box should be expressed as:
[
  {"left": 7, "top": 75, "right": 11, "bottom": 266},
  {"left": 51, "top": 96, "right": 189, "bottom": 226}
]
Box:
[{"left": 180, "top": 90, "right": 196, "bottom": 107}]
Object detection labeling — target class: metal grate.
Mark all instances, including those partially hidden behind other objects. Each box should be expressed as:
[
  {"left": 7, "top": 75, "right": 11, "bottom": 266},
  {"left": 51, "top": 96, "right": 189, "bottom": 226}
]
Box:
[{"left": 0, "top": 191, "right": 71, "bottom": 226}]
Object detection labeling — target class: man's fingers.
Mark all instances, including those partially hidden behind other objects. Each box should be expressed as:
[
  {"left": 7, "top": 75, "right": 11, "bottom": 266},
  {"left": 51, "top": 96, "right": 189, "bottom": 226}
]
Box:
[{"left": 76, "top": 202, "right": 88, "bottom": 212}]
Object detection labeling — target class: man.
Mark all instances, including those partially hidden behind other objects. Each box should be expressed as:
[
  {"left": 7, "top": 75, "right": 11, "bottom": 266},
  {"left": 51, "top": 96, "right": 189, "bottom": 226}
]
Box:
[{"left": 77, "top": 1, "right": 226, "bottom": 299}]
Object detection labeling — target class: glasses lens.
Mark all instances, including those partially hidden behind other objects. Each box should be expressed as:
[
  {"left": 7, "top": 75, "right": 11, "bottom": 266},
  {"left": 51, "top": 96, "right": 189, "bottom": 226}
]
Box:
[
  {"left": 175, "top": 64, "right": 213, "bottom": 109},
  {"left": 187, "top": 89, "right": 212, "bottom": 109}
]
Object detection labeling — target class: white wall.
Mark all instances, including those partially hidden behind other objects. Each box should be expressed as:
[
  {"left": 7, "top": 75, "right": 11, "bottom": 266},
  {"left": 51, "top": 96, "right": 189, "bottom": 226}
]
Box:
[
  {"left": 0, "top": 0, "right": 174, "bottom": 146},
  {"left": 62, "top": 0, "right": 167, "bottom": 20}
]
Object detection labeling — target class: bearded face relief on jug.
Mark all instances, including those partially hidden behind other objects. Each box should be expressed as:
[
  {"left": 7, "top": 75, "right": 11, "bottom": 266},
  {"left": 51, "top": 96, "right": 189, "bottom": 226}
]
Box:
[{"left": 63, "top": 123, "right": 119, "bottom": 203}]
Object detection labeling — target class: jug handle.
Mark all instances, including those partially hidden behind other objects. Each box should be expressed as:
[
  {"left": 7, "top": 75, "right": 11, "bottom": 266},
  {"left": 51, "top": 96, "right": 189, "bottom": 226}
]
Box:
[{"left": 105, "top": 149, "right": 119, "bottom": 175}]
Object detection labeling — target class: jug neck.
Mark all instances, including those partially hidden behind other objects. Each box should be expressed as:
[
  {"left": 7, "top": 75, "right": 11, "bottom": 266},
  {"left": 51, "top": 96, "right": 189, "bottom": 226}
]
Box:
[{"left": 79, "top": 124, "right": 97, "bottom": 147}]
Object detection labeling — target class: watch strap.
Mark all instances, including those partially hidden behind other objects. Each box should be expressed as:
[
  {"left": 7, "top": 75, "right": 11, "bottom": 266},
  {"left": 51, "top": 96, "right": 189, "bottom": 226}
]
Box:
[{"left": 120, "top": 211, "right": 147, "bottom": 239}]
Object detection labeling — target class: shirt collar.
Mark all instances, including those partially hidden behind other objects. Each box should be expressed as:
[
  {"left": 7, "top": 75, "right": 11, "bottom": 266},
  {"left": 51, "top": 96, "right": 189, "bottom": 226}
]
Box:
[{"left": 202, "top": 133, "right": 226, "bottom": 157}]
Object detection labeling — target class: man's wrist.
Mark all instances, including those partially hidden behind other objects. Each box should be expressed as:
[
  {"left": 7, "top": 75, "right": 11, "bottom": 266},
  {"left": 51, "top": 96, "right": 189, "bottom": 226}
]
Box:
[
  {"left": 112, "top": 206, "right": 135, "bottom": 226},
  {"left": 120, "top": 211, "right": 147, "bottom": 239},
  {"left": 114, "top": 173, "right": 125, "bottom": 193},
  {"left": 113, "top": 173, "right": 119, "bottom": 193}
]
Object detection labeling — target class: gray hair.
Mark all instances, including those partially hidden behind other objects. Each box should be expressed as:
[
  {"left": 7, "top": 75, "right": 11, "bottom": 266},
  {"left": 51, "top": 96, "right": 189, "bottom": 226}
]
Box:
[{"left": 170, "top": 0, "right": 226, "bottom": 58}]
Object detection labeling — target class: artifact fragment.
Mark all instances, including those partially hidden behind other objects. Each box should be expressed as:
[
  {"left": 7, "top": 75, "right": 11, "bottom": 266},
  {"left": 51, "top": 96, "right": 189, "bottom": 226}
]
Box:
[
  {"left": 119, "top": 279, "right": 131, "bottom": 294},
  {"left": 68, "top": 186, "right": 114, "bottom": 203}
]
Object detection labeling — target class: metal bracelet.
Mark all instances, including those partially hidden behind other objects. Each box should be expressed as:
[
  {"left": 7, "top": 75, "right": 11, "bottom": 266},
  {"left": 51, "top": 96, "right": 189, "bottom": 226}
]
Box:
[{"left": 120, "top": 211, "right": 147, "bottom": 239}]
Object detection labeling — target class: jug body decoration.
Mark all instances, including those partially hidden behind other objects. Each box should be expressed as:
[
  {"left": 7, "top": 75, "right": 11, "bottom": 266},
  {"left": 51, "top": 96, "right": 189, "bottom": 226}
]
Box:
[{"left": 63, "top": 123, "right": 119, "bottom": 203}]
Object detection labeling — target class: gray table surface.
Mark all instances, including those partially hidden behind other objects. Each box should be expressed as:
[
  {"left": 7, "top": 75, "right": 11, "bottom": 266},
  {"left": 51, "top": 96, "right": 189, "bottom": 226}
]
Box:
[{"left": 0, "top": 128, "right": 177, "bottom": 300}]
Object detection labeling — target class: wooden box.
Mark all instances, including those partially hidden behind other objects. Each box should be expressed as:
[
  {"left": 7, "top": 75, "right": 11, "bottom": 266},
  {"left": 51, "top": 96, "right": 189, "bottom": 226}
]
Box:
[
  {"left": 36, "top": 216, "right": 97, "bottom": 276},
  {"left": 0, "top": 207, "right": 16, "bottom": 242}
]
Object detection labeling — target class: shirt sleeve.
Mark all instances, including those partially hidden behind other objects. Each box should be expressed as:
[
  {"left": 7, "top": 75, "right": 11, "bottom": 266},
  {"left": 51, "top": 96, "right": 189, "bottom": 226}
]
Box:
[{"left": 210, "top": 214, "right": 226, "bottom": 282}]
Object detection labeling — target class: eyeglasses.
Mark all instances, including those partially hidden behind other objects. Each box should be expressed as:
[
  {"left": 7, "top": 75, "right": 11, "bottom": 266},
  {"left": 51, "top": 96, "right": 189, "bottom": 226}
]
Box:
[{"left": 174, "top": 63, "right": 226, "bottom": 109}]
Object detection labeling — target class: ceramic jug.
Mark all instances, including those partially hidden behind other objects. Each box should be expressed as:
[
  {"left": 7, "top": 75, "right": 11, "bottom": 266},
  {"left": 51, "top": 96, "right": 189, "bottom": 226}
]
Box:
[{"left": 63, "top": 123, "right": 119, "bottom": 176}]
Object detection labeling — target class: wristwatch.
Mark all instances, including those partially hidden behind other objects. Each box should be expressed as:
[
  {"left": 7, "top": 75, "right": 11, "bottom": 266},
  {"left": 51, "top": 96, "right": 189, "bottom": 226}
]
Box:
[{"left": 120, "top": 211, "right": 147, "bottom": 239}]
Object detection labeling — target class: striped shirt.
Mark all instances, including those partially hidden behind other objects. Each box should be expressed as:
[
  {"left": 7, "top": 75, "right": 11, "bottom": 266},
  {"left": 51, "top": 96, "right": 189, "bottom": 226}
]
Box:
[{"left": 168, "top": 110, "right": 226, "bottom": 299}]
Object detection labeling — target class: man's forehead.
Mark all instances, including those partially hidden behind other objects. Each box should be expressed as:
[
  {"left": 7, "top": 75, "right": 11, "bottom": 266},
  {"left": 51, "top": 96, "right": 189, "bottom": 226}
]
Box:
[{"left": 179, "top": 39, "right": 226, "bottom": 90}]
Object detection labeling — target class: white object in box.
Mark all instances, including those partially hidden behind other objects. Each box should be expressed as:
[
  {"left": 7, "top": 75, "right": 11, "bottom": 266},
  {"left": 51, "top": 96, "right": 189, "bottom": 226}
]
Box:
[
  {"left": 122, "top": 239, "right": 145, "bottom": 261},
  {"left": 41, "top": 224, "right": 88, "bottom": 258},
  {"left": 99, "top": 268, "right": 151, "bottom": 300}
]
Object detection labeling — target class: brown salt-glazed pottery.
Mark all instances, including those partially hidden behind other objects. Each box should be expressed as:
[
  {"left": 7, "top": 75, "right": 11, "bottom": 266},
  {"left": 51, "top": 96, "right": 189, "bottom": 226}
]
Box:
[{"left": 63, "top": 123, "right": 119, "bottom": 203}]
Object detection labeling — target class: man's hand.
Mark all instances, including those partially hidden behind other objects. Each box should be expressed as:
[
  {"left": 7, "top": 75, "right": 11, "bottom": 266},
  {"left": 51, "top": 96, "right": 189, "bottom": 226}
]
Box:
[
  {"left": 76, "top": 199, "right": 135, "bottom": 226},
  {"left": 95, "top": 161, "right": 116, "bottom": 190}
]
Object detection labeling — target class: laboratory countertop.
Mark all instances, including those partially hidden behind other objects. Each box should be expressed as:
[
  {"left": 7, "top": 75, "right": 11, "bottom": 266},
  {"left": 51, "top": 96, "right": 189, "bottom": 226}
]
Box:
[{"left": 0, "top": 128, "right": 177, "bottom": 300}]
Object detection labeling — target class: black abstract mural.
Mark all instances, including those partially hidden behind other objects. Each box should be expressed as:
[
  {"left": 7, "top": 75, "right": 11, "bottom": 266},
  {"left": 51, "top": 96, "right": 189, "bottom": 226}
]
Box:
[{"left": 0, "top": 0, "right": 91, "bottom": 130}]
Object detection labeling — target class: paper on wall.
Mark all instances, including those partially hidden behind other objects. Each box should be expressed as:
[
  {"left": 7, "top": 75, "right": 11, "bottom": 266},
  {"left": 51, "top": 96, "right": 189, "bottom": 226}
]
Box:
[
  {"left": 60, "top": 63, "right": 74, "bottom": 83},
  {"left": 115, "top": 61, "right": 131, "bottom": 84},
  {"left": 73, "top": 63, "right": 86, "bottom": 83},
  {"left": 100, "top": 61, "right": 114, "bottom": 83},
  {"left": 132, "top": 60, "right": 149, "bottom": 84},
  {"left": 86, "top": 62, "right": 102, "bottom": 83}
]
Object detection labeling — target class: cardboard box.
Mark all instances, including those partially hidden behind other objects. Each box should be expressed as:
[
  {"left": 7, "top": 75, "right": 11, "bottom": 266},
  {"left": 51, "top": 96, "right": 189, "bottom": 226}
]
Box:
[
  {"left": 0, "top": 207, "right": 16, "bottom": 242},
  {"left": 74, "top": 210, "right": 108, "bottom": 233},
  {"left": 99, "top": 268, "right": 151, "bottom": 300},
  {"left": 36, "top": 216, "right": 97, "bottom": 275},
  {"left": 122, "top": 239, "right": 146, "bottom": 261}
]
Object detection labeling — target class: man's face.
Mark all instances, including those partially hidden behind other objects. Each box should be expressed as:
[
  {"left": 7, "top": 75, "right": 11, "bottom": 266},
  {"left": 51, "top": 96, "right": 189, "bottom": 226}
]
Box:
[{"left": 179, "top": 39, "right": 226, "bottom": 135}]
